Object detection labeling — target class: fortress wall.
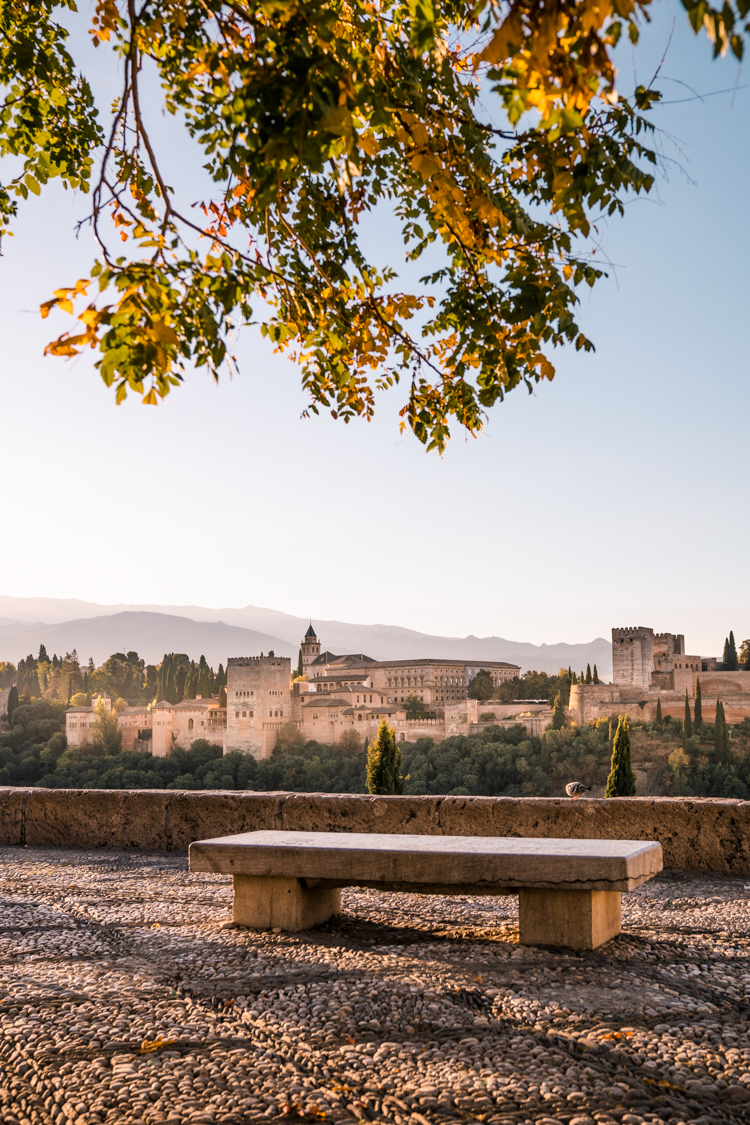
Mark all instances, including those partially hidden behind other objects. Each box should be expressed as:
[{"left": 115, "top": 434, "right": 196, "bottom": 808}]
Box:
[
  {"left": 676, "top": 670, "right": 750, "bottom": 697},
  {"left": 1, "top": 788, "right": 750, "bottom": 873}
]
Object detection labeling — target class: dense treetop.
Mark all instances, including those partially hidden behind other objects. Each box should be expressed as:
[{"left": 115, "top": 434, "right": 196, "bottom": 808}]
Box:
[{"left": 3, "top": 0, "right": 747, "bottom": 449}]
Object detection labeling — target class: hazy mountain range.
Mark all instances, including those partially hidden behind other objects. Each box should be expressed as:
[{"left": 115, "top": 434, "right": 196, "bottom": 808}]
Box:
[{"left": 0, "top": 595, "right": 612, "bottom": 677}]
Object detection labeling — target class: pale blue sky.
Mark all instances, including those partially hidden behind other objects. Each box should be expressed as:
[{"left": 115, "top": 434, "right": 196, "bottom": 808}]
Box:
[{"left": 0, "top": 3, "right": 747, "bottom": 656}]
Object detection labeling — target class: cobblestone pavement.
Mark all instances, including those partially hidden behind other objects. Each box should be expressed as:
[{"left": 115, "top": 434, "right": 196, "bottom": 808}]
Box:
[{"left": 1, "top": 848, "right": 749, "bottom": 1125}]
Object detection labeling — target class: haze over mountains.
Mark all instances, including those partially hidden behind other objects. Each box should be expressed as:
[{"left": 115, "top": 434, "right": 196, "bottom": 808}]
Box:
[{"left": 0, "top": 595, "right": 612, "bottom": 678}]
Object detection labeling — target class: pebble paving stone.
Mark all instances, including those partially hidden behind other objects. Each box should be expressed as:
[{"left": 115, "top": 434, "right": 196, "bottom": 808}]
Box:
[{"left": 1, "top": 849, "right": 749, "bottom": 1125}]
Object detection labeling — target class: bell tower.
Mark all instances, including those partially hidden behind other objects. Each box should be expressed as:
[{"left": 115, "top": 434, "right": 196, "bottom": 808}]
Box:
[{"left": 301, "top": 623, "right": 321, "bottom": 669}]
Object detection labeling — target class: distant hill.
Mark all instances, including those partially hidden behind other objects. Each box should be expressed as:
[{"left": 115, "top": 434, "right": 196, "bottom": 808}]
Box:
[{"left": 0, "top": 595, "right": 612, "bottom": 676}]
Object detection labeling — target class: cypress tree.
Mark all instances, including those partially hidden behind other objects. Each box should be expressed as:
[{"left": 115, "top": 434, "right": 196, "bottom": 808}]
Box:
[
  {"left": 540, "top": 734, "right": 550, "bottom": 770},
  {"left": 608, "top": 714, "right": 617, "bottom": 743},
  {"left": 197, "top": 658, "right": 211, "bottom": 698},
  {"left": 185, "top": 664, "right": 198, "bottom": 700},
  {"left": 366, "top": 720, "right": 404, "bottom": 795},
  {"left": 218, "top": 684, "right": 227, "bottom": 708},
  {"left": 715, "top": 699, "right": 730, "bottom": 764},
  {"left": 571, "top": 671, "right": 578, "bottom": 684},
  {"left": 655, "top": 698, "right": 662, "bottom": 728},
  {"left": 724, "top": 631, "right": 739, "bottom": 671},
  {"left": 580, "top": 671, "right": 585, "bottom": 685},
  {"left": 165, "top": 656, "right": 177, "bottom": 704},
  {"left": 6, "top": 685, "right": 18, "bottom": 720},
  {"left": 593, "top": 664, "right": 600, "bottom": 684},
  {"left": 551, "top": 692, "right": 566, "bottom": 730},
  {"left": 174, "top": 665, "right": 187, "bottom": 701},
  {"left": 694, "top": 678, "right": 702, "bottom": 730},
  {"left": 156, "top": 655, "right": 168, "bottom": 703},
  {"left": 605, "top": 716, "right": 637, "bottom": 797},
  {"left": 683, "top": 689, "right": 693, "bottom": 745},
  {"left": 296, "top": 650, "right": 304, "bottom": 679},
  {"left": 585, "top": 664, "right": 592, "bottom": 684}
]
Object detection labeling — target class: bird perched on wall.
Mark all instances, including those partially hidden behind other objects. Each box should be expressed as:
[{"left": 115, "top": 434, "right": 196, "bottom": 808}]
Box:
[{"left": 565, "top": 782, "right": 592, "bottom": 799}]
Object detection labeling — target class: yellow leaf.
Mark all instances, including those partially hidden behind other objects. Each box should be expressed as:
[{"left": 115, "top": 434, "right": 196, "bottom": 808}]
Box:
[
  {"left": 411, "top": 153, "right": 441, "bottom": 181},
  {"left": 479, "top": 12, "right": 523, "bottom": 65},
  {"left": 149, "top": 321, "right": 179, "bottom": 346},
  {"left": 359, "top": 131, "right": 380, "bottom": 157},
  {"left": 140, "top": 1036, "right": 176, "bottom": 1054},
  {"left": 142, "top": 388, "right": 159, "bottom": 405}
]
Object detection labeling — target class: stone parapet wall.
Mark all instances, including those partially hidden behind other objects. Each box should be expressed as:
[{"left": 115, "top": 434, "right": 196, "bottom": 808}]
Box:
[{"left": 1, "top": 788, "right": 749, "bottom": 873}]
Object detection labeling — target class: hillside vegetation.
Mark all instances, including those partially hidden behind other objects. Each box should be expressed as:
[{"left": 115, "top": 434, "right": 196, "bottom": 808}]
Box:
[{"left": 2, "top": 702, "right": 749, "bottom": 798}]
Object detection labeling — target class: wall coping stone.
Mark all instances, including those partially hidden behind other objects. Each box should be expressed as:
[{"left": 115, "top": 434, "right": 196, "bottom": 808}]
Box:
[{"left": 0, "top": 788, "right": 749, "bottom": 873}]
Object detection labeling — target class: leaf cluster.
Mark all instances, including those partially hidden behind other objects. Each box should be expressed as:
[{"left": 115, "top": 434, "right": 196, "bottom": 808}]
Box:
[{"left": 1, "top": 0, "right": 742, "bottom": 447}]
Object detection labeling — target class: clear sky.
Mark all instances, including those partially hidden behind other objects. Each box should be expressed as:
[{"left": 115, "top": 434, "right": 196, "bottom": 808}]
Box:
[{"left": 0, "top": 2, "right": 747, "bottom": 656}]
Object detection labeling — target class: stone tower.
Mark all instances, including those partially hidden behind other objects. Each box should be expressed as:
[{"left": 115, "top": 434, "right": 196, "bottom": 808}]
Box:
[
  {"left": 612, "top": 627, "right": 654, "bottom": 690},
  {"left": 301, "top": 623, "right": 321, "bottom": 669},
  {"left": 224, "top": 655, "right": 292, "bottom": 758}
]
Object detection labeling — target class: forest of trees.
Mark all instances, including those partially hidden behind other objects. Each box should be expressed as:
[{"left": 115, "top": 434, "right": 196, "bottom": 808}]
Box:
[
  {"left": 3, "top": 699, "right": 750, "bottom": 799},
  {"left": 468, "top": 666, "right": 599, "bottom": 705},
  {"left": 3, "top": 647, "right": 226, "bottom": 711}
]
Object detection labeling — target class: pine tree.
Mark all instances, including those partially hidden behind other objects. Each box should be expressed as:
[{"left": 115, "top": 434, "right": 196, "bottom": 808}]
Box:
[
  {"left": 6, "top": 685, "right": 18, "bottom": 720},
  {"left": 655, "top": 698, "right": 662, "bottom": 728},
  {"left": 296, "top": 650, "right": 304, "bottom": 679},
  {"left": 551, "top": 693, "right": 566, "bottom": 730},
  {"left": 593, "top": 664, "right": 600, "bottom": 684},
  {"left": 694, "top": 678, "right": 702, "bottom": 730},
  {"left": 585, "top": 664, "right": 592, "bottom": 684},
  {"left": 605, "top": 716, "right": 637, "bottom": 797},
  {"left": 366, "top": 720, "right": 404, "bottom": 794},
  {"left": 683, "top": 689, "right": 693, "bottom": 744}
]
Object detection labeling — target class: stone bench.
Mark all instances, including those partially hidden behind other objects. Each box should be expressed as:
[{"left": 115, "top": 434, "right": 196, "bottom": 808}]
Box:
[{"left": 189, "top": 830, "right": 663, "bottom": 950}]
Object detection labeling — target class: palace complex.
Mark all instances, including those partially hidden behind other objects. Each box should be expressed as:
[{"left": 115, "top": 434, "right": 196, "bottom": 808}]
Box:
[
  {"left": 568, "top": 627, "right": 750, "bottom": 726},
  {"left": 55, "top": 622, "right": 750, "bottom": 760},
  {"left": 63, "top": 626, "right": 525, "bottom": 758}
]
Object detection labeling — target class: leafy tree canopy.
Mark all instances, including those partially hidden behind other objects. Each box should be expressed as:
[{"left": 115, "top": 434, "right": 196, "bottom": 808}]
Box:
[
  {"left": 467, "top": 669, "right": 494, "bottom": 700},
  {"left": 4, "top": 0, "right": 746, "bottom": 451}
]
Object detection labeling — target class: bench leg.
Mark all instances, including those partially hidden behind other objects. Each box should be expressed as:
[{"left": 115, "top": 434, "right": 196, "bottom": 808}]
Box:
[
  {"left": 518, "top": 889, "right": 621, "bottom": 950},
  {"left": 232, "top": 875, "right": 340, "bottom": 932}
]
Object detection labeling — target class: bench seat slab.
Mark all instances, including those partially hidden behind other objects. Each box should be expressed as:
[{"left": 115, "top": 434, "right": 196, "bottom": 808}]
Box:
[
  {"left": 189, "top": 831, "right": 662, "bottom": 892},
  {"left": 519, "top": 889, "right": 621, "bottom": 950},
  {"left": 233, "top": 874, "right": 340, "bottom": 932}
]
